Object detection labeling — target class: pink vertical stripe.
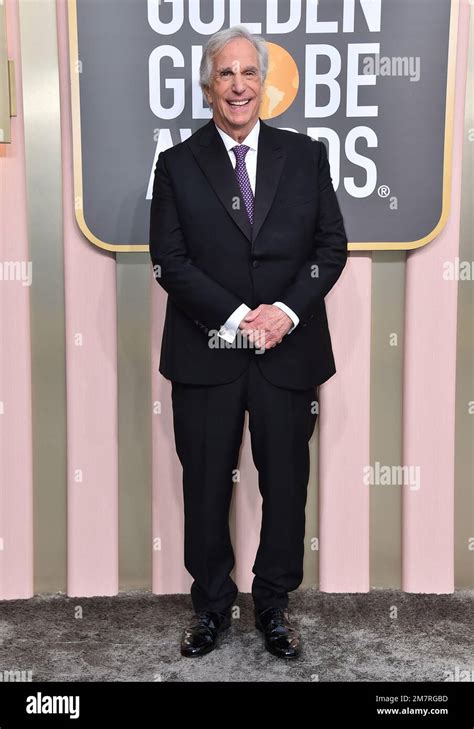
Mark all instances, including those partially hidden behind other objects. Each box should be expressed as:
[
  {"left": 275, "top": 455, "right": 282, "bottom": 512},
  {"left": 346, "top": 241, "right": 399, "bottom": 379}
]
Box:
[
  {"left": 403, "top": 0, "right": 469, "bottom": 593},
  {"left": 319, "top": 256, "right": 371, "bottom": 592},
  {"left": 0, "top": 0, "right": 34, "bottom": 600},
  {"left": 151, "top": 280, "right": 191, "bottom": 594},
  {"left": 57, "top": 1, "right": 119, "bottom": 596}
]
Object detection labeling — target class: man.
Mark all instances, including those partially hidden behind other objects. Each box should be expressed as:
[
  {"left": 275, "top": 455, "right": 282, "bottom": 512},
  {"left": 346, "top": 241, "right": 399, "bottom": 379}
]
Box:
[{"left": 149, "top": 26, "right": 348, "bottom": 659}]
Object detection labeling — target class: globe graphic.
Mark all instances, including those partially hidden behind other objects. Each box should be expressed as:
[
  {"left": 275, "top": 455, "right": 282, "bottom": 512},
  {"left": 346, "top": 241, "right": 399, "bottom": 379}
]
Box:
[{"left": 260, "top": 42, "right": 299, "bottom": 120}]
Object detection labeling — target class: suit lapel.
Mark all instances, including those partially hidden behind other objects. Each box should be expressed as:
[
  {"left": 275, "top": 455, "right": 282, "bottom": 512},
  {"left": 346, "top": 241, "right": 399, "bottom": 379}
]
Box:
[
  {"left": 188, "top": 118, "right": 286, "bottom": 246},
  {"left": 251, "top": 120, "right": 286, "bottom": 245},
  {"left": 189, "top": 120, "right": 252, "bottom": 242}
]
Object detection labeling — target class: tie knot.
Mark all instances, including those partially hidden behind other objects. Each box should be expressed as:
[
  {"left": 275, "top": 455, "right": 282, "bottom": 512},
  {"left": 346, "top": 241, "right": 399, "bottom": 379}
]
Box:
[{"left": 232, "top": 144, "right": 250, "bottom": 162}]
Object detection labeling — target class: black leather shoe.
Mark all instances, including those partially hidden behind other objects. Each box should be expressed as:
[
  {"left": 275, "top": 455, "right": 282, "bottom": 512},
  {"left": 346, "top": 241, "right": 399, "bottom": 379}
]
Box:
[
  {"left": 180, "top": 610, "right": 231, "bottom": 657},
  {"left": 255, "top": 606, "right": 302, "bottom": 658}
]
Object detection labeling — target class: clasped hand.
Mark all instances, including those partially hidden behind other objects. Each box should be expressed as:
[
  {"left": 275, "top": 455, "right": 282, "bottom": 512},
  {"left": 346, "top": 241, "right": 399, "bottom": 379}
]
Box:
[{"left": 238, "top": 304, "right": 292, "bottom": 350}]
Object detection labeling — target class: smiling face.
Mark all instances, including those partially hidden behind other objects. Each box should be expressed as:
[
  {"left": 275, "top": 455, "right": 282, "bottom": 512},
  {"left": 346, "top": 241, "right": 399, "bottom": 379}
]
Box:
[{"left": 204, "top": 38, "right": 264, "bottom": 143}]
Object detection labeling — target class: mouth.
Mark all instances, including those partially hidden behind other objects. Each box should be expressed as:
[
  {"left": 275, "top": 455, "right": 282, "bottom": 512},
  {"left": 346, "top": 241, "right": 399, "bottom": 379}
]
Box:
[{"left": 227, "top": 98, "right": 252, "bottom": 108}]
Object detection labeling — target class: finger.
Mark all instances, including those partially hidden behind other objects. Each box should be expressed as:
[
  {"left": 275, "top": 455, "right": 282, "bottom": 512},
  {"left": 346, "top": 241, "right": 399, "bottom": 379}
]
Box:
[
  {"left": 263, "top": 335, "right": 278, "bottom": 349},
  {"left": 243, "top": 305, "right": 262, "bottom": 323},
  {"left": 254, "top": 331, "right": 267, "bottom": 349},
  {"left": 248, "top": 329, "right": 266, "bottom": 348}
]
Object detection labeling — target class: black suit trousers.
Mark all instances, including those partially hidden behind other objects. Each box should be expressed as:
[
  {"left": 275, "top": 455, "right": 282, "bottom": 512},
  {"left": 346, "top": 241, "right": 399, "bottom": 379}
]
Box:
[{"left": 171, "top": 356, "right": 319, "bottom": 614}]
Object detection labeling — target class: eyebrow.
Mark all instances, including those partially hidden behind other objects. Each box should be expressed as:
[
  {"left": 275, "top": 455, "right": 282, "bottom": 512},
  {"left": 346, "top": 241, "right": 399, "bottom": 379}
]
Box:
[{"left": 217, "top": 65, "right": 259, "bottom": 74}]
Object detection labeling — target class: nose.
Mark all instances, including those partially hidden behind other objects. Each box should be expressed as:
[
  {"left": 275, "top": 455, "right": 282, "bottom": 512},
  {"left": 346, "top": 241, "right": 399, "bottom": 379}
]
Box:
[{"left": 232, "top": 73, "right": 246, "bottom": 94}]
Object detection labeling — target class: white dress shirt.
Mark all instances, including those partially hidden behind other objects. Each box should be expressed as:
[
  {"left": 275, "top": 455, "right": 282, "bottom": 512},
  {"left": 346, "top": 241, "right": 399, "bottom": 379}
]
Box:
[{"left": 213, "top": 119, "right": 299, "bottom": 343}]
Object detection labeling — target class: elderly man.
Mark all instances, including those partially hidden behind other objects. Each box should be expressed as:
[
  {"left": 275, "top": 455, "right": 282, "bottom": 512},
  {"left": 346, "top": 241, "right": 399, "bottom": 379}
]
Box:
[{"left": 149, "top": 25, "right": 347, "bottom": 659}]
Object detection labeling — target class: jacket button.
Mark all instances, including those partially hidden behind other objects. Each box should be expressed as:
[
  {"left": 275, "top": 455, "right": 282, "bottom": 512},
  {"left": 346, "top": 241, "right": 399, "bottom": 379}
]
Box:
[{"left": 251, "top": 260, "right": 259, "bottom": 268}]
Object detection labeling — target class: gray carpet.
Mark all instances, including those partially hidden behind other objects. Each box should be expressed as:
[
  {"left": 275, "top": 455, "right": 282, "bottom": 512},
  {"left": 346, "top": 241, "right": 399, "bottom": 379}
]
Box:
[{"left": 0, "top": 589, "right": 471, "bottom": 682}]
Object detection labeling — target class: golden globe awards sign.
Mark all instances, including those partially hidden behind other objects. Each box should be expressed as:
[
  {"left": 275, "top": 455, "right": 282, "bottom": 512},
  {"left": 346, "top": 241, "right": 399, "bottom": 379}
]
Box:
[{"left": 68, "top": 0, "right": 456, "bottom": 252}]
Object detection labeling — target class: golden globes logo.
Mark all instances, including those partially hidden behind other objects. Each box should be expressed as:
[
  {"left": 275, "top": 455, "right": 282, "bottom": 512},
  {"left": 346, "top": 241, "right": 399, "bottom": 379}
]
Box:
[
  {"left": 260, "top": 42, "right": 299, "bottom": 119},
  {"left": 69, "top": 0, "right": 455, "bottom": 250}
]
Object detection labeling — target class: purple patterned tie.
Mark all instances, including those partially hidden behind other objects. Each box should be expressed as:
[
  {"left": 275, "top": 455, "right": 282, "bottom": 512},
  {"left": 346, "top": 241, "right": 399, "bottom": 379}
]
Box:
[{"left": 232, "top": 144, "right": 254, "bottom": 225}]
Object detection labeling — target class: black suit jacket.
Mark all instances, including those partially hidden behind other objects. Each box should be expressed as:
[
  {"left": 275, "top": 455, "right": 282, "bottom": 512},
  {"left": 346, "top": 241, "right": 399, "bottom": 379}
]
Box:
[{"left": 149, "top": 118, "right": 348, "bottom": 390}]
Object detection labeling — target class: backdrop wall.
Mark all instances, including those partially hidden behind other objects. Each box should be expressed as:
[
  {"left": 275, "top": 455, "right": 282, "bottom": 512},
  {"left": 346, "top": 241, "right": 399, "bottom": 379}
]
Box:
[{"left": 0, "top": 0, "right": 472, "bottom": 599}]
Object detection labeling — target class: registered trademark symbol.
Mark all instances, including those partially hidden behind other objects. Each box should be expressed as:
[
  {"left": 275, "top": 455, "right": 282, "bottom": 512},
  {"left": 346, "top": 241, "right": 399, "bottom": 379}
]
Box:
[{"left": 378, "top": 184, "right": 391, "bottom": 198}]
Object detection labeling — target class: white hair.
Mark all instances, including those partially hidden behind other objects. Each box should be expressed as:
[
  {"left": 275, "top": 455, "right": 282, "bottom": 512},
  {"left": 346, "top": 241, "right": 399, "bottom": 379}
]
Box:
[{"left": 199, "top": 25, "right": 268, "bottom": 89}]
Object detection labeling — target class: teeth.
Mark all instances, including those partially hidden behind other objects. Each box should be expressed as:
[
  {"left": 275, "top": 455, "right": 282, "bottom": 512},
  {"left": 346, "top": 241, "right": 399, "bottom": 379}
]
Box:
[{"left": 229, "top": 100, "right": 250, "bottom": 106}]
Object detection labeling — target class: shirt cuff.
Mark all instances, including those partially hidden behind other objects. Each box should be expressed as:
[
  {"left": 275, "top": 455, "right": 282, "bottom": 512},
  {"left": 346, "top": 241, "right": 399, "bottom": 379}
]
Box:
[
  {"left": 218, "top": 303, "right": 251, "bottom": 343},
  {"left": 273, "top": 302, "right": 299, "bottom": 333}
]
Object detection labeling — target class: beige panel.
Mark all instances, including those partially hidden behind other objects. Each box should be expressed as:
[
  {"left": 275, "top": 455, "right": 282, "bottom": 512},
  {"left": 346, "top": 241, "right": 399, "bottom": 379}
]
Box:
[
  {"left": 117, "top": 254, "right": 152, "bottom": 589},
  {"left": 454, "top": 9, "right": 474, "bottom": 589},
  {"left": 370, "top": 252, "right": 405, "bottom": 588},
  {"left": 19, "top": 0, "right": 66, "bottom": 593},
  {"left": 8, "top": 60, "right": 17, "bottom": 118},
  {"left": 0, "top": 3, "right": 13, "bottom": 143},
  {"left": 0, "top": 4, "right": 8, "bottom": 142},
  {"left": 302, "top": 429, "right": 319, "bottom": 588}
]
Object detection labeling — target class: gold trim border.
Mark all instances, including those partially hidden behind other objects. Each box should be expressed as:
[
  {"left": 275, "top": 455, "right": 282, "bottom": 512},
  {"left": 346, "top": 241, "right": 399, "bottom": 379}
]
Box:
[
  {"left": 68, "top": 0, "right": 459, "bottom": 253},
  {"left": 68, "top": 0, "right": 146, "bottom": 252}
]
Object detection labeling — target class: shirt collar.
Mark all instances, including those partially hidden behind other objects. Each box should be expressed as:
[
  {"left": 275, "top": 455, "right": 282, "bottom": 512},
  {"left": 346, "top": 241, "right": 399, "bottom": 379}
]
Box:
[{"left": 214, "top": 118, "right": 260, "bottom": 153}]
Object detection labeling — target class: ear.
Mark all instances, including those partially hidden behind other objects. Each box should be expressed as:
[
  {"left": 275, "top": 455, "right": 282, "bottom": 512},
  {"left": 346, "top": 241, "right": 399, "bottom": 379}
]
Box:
[{"left": 203, "top": 86, "right": 212, "bottom": 106}]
